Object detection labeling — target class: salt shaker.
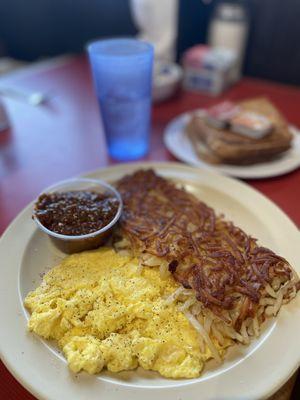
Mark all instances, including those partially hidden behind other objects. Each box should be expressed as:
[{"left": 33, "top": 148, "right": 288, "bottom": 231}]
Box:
[
  {"left": 208, "top": 1, "right": 249, "bottom": 81},
  {"left": 0, "top": 99, "right": 10, "bottom": 131}
]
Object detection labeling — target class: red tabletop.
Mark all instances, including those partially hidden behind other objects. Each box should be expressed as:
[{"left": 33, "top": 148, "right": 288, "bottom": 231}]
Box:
[{"left": 1, "top": 54, "right": 300, "bottom": 399}]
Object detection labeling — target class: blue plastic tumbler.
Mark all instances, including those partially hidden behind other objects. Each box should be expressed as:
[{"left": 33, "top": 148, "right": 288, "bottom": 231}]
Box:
[{"left": 88, "top": 38, "right": 154, "bottom": 160}]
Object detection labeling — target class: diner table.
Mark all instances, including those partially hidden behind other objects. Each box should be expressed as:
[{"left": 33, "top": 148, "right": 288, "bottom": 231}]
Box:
[{"left": 0, "top": 54, "right": 299, "bottom": 400}]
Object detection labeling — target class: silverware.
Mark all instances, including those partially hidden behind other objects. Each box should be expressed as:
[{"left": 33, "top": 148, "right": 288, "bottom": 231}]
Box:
[{"left": 0, "top": 87, "right": 48, "bottom": 106}]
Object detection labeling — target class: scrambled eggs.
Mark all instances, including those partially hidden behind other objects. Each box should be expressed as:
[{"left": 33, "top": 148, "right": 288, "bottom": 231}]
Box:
[{"left": 25, "top": 248, "right": 215, "bottom": 378}]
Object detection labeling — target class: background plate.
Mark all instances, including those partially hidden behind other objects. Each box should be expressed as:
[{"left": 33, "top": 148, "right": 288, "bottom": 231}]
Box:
[
  {"left": 164, "top": 112, "right": 300, "bottom": 179},
  {"left": 0, "top": 162, "right": 300, "bottom": 400}
]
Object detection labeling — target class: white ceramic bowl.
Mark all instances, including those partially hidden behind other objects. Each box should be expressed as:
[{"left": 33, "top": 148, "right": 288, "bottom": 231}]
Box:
[{"left": 153, "top": 61, "right": 183, "bottom": 102}]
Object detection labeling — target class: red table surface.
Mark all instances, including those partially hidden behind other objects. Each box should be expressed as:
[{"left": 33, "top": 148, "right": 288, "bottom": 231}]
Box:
[{"left": 0, "top": 54, "right": 300, "bottom": 399}]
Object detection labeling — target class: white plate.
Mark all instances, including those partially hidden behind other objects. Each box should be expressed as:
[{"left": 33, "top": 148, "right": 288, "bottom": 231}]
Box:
[
  {"left": 0, "top": 162, "right": 300, "bottom": 400},
  {"left": 164, "top": 112, "right": 300, "bottom": 179}
]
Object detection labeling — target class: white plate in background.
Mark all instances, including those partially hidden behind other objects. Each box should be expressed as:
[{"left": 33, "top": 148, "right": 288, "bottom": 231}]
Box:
[
  {"left": 0, "top": 162, "right": 300, "bottom": 400},
  {"left": 164, "top": 112, "right": 300, "bottom": 179}
]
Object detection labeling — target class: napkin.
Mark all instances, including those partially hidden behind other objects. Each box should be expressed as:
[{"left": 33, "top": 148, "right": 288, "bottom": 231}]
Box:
[{"left": 130, "top": 0, "right": 178, "bottom": 61}]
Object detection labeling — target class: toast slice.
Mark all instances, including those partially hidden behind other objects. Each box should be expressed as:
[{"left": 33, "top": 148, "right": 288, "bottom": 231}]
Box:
[{"left": 186, "top": 98, "right": 293, "bottom": 165}]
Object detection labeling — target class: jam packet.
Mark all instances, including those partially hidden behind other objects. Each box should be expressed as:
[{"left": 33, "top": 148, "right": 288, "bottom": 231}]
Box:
[
  {"left": 230, "top": 111, "right": 273, "bottom": 139},
  {"left": 205, "top": 101, "right": 240, "bottom": 129}
]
